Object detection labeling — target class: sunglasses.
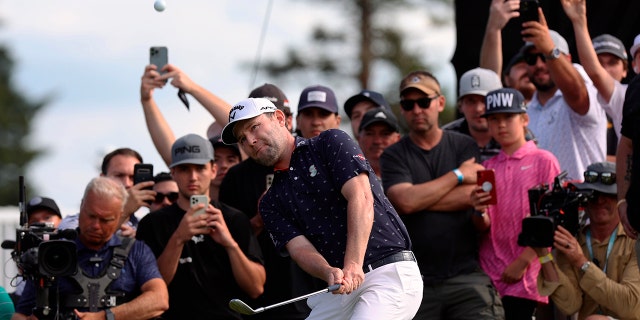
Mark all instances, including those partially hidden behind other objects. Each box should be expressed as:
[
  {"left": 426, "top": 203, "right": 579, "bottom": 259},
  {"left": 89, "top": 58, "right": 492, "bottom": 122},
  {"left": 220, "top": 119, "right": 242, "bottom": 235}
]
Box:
[
  {"left": 400, "top": 95, "right": 439, "bottom": 111},
  {"left": 524, "top": 53, "right": 546, "bottom": 66},
  {"left": 583, "top": 171, "right": 616, "bottom": 185},
  {"left": 154, "top": 192, "right": 179, "bottom": 204}
]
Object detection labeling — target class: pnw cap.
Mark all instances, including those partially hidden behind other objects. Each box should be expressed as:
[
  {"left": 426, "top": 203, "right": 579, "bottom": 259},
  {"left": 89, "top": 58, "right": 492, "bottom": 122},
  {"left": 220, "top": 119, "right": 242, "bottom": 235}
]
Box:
[
  {"left": 524, "top": 30, "right": 570, "bottom": 55},
  {"left": 631, "top": 33, "right": 640, "bottom": 59},
  {"left": 459, "top": 68, "right": 502, "bottom": 98},
  {"left": 27, "top": 196, "right": 62, "bottom": 218},
  {"left": 170, "top": 134, "right": 214, "bottom": 168},
  {"left": 482, "top": 88, "right": 527, "bottom": 117},
  {"left": 358, "top": 107, "right": 399, "bottom": 133},
  {"left": 399, "top": 71, "right": 440, "bottom": 96},
  {"left": 221, "top": 98, "right": 278, "bottom": 144},
  {"left": 249, "top": 83, "right": 291, "bottom": 115},
  {"left": 209, "top": 135, "right": 240, "bottom": 157},
  {"left": 573, "top": 162, "right": 617, "bottom": 195},
  {"left": 344, "top": 90, "right": 391, "bottom": 119},
  {"left": 592, "top": 34, "right": 628, "bottom": 60},
  {"left": 297, "top": 85, "right": 339, "bottom": 113}
]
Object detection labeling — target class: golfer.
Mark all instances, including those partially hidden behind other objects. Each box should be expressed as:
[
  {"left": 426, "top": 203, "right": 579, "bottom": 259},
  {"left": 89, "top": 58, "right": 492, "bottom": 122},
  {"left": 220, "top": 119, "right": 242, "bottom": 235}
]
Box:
[{"left": 222, "top": 98, "right": 422, "bottom": 319}]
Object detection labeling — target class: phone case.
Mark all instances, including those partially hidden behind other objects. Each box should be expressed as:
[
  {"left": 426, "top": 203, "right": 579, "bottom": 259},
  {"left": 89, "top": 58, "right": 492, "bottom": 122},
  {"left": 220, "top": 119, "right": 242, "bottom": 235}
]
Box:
[
  {"left": 190, "top": 195, "right": 208, "bottom": 217},
  {"left": 477, "top": 169, "right": 497, "bottom": 205},
  {"left": 133, "top": 164, "right": 154, "bottom": 185},
  {"left": 149, "top": 46, "right": 168, "bottom": 74},
  {"left": 520, "top": 0, "right": 539, "bottom": 22}
]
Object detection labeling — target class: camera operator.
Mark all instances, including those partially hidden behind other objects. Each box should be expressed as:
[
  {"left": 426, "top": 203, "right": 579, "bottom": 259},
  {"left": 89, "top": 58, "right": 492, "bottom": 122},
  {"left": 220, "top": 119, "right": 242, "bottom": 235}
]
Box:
[
  {"left": 533, "top": 162, "right": 640, "bottom": 320},
  {"left": 11, "top": 197, "right": 64, "bottom": 303},
  {"left": 13, "top": 177, "right": 168, "bottom": 320}
]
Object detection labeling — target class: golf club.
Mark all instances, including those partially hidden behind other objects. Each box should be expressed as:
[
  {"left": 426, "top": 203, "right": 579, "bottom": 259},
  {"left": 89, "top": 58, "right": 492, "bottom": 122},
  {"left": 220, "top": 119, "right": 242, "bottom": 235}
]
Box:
[{"left": 229, "top": 284, "right": 341, "bottom": 315}]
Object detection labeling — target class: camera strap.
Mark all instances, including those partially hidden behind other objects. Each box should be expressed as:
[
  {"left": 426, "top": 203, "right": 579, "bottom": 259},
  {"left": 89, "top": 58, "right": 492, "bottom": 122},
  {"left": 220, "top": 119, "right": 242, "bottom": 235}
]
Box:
[{"left": 63, "top": 235, "right": 136, "bottom": 312}]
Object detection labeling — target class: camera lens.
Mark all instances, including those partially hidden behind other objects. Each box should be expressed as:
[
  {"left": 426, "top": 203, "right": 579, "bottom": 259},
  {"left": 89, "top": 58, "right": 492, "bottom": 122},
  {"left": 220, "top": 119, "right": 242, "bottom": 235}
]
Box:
[{"left": 38, "top": 240, "right": 77, "bottom": 277}]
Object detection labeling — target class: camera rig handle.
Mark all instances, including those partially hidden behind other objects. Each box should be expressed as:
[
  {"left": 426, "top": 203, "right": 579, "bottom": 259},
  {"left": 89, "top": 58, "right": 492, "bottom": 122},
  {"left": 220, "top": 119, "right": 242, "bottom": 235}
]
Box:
[{"left": 19, "top": 176, "right": 27, "bottom": 227}]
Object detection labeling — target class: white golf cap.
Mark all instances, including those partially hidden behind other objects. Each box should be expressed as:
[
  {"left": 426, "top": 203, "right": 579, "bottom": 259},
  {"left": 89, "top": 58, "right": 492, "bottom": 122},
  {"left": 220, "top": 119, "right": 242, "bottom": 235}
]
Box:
[{"left": 221, "top": 98, "right": 278, "bottom": 144}]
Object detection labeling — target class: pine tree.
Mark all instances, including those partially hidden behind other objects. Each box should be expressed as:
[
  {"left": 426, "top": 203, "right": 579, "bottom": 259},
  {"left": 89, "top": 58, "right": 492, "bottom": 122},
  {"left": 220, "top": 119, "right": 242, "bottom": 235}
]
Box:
[{"left": 0, "top": 46, "right": 46, "bottom": 205}]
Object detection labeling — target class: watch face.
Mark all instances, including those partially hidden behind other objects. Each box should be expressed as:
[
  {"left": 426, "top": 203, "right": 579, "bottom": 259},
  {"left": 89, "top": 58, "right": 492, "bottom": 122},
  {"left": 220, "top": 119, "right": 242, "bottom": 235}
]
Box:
[{"left": 552, "top": 48, "right": 561, "bottom": 59}]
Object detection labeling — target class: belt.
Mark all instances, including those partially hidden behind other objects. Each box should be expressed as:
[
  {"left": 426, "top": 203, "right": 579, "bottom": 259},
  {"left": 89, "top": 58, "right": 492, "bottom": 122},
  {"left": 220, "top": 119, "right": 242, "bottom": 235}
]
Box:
[{"left": 364, "top": 250, "right": 416, "bottom": 274}]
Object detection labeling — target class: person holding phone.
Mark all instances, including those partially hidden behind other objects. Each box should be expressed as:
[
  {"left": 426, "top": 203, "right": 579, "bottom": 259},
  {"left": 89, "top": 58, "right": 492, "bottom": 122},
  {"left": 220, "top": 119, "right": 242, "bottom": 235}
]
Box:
[
  {"left": 470, "top": 88, "right": 560, "bottom": 319},
  {"left": 136, "top": 134, "right": 265, "bottom": 320}
]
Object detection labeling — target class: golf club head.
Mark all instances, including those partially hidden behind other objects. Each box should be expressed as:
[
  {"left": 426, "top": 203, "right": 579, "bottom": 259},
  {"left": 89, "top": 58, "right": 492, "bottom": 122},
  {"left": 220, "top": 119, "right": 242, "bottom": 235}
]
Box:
[{"left": 229, "top": 299, "right": 260, "bottom": 315}]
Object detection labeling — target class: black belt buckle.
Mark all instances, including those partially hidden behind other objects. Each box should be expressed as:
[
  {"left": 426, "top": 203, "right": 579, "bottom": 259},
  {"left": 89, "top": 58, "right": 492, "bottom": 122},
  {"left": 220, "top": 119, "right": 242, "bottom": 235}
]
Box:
[{"left": 364, "top": 250, "right": 416, "bottom": 274}]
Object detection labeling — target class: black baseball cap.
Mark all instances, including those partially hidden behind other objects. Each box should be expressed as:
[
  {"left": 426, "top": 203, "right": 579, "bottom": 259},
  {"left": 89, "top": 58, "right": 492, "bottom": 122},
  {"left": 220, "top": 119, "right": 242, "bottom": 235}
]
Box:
[
  {"left": 248, "top": 83, "right": 291, "bottom": 115},
  {"left": 27, "top": 196, "right": 62, "bottom": 218},
  {"left": 344, "top": 90, "right": 391, "bottom": 119},
  {"left": 482, "top": 88, "right": 527, "bottom": 117},
  {"left": 358, "top": 107, "right": 399, "bottom": 133},
  {"left": 209, "top": 135, "right": 240, "bottom": 157}
]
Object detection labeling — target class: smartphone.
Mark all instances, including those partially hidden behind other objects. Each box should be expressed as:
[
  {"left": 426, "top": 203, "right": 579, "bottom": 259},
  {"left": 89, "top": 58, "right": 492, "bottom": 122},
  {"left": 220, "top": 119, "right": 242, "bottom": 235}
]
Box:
[
  {"left": 477, "top": 169, "right": 497, "bottom": 205},
  {"left": 133, "top": 164, "right": 154, "bottom": 187},
  {"left": 190, "top": 195, "right": 208, "bottom": 217},
  {"left": 149, "top": 46, "right": 168, "bottom": 74},
  {"left": 520, "top": 0, "right": 540, "bottom": 23}
]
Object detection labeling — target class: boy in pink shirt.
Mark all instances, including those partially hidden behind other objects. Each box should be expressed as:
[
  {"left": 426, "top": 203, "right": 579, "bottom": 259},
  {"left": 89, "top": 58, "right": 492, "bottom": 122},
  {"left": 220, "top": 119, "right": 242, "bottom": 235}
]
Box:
[{"left": 472, "top": 88, "right": 560, "bottom": 319}]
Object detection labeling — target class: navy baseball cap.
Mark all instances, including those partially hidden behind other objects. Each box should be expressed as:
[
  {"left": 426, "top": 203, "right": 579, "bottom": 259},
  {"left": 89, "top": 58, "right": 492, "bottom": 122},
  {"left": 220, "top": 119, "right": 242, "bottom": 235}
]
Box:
[
  {"left": 482, "top": 88, "right": 527, "bottom": 117},
  {"left": 297, "top": 85, "right": 339, "bottom": 114},
  {"left": 344, "top": 90, "right": 391, "bottom": 119}
]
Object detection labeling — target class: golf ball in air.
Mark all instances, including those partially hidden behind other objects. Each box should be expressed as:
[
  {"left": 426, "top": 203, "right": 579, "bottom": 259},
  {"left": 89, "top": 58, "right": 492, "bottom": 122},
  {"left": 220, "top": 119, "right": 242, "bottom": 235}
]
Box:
[{"left": 154, "top": 0, "right": 166, "bottom": 12}]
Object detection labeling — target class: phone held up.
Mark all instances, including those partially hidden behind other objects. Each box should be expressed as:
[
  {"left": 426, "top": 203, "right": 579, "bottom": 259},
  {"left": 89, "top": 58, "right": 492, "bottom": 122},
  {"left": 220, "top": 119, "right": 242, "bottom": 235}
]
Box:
[
  {"left": 133, "top": 163, "right": 154, "bottom": 187},
  {"left": 190, "top": 195, "right": 209, "bottom": 217},
  {"left": 149, "top": 46, "right": 189, "bottom": 109},
  {"left": 477, "top": 169, "right": 497, "bottom": 205},
  {"left": 149, "top": 46, "right": 168, "bottom": 74},
  {"left": 520, "top": 0, "right": 540, "bottom": 23}
]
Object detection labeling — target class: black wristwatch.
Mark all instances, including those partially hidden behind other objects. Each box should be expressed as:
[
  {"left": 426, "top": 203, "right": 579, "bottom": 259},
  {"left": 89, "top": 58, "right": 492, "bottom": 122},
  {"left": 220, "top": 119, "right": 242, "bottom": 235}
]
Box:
[
  {"left": 545, "top": 47, "right": 561, "bottom": 61},
  {"left": 105, "top": 308, "right": 115, "bottom": 320}
]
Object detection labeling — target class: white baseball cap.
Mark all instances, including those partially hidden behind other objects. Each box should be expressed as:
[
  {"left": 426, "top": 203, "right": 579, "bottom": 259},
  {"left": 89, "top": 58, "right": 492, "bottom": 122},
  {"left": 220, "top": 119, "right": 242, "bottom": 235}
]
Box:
[
  {"left": 221, "top": 98, "right": 278, "bottom": 144},
  {"left": 458, "top": 68, "right": 502, "bottom": 99}
]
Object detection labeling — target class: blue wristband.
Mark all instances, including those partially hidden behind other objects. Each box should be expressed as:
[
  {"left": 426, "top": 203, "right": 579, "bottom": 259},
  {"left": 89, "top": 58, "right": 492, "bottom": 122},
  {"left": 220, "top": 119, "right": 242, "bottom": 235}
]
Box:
[{"left": 452, "top": 168, "right": 463, "bottom": 185}]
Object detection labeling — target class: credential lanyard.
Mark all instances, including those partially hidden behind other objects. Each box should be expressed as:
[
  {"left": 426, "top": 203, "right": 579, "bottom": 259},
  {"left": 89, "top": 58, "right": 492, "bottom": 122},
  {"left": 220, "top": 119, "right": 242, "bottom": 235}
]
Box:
[{"left": 586, "top": 228, "right": 617, "bottom": 274}]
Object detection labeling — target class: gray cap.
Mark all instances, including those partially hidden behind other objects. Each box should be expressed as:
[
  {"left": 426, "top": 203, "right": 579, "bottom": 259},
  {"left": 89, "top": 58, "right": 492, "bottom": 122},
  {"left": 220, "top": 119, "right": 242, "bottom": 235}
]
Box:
[
  {"left": 631, "top": 34, "right": 640, "bottom": 59},
  {"left": 592, "top": 34, "right": 628, "bottom": 60},
  {"left": 170, "top": 134, "right": 214, "bottom": 168},
  {"left": 524, "top": 30, "right": 570, "bottom": 55},
  {"left": 458, "top": 68, "right": 502, "bottom": 98},
  {"left": 573, "top": 162, "right": 617, "bottom": 195}
]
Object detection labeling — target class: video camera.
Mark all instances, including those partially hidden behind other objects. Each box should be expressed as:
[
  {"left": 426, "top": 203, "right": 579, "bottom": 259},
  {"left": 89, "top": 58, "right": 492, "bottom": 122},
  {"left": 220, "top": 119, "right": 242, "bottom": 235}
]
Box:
[
  {"left": 1, "top": 177, "right": 77, "bottom": 280},
  {"left": 517, "top": 171, "right": 592, "bottom": 247},
  {"left": 1, "top": 177, "right": 78, "bottom": 319},
  {"left": 4, "top": 223, "right": 78, "bottom": 279}
]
